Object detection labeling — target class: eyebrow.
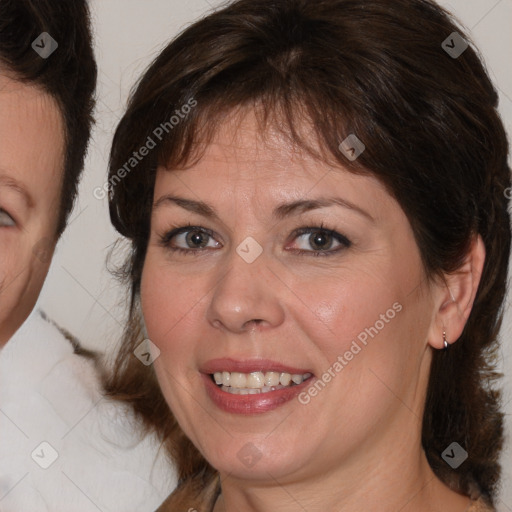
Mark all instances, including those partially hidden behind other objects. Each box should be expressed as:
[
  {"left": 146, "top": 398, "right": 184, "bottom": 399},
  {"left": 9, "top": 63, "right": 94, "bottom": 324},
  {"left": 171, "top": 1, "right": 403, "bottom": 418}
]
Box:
[
  {"left": 0, "top": 172, "right": 34, "bottom": 208},
  {"left": 153, "top": 194, "right": 374, "bottom": 222}
]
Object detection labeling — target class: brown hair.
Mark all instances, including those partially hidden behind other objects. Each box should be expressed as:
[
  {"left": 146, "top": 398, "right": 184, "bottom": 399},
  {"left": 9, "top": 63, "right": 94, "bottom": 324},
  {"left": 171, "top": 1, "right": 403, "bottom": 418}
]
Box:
[
  {"left": 104, "top": 0, "right": 511, "bottom": 505},
  {"left": 0, "top": 0, "right": 97, "bottom": 237}
]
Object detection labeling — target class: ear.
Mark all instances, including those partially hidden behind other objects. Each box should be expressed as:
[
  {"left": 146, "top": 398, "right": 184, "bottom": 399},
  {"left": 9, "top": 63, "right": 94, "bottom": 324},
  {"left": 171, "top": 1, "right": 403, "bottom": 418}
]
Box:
[{"left": 427, "top": 235, "right": 486, "bottom": 349}]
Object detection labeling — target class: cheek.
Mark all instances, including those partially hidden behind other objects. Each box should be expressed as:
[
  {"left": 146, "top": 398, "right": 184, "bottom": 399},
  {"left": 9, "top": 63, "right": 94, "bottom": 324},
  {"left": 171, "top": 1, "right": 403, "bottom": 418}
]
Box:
[
  {"left": 292, "top": 254, "right": 427, "bottom": 389},
  {"left": 140, "top": 256, "right": 212, "bottom": 429},
  {"left": 0, "top": 234, "right": 47, "bottom": 293},
  {"left": 140, "top": 254, "right": 206, "bottom": 356},
  {"left": 0, "top": 249, "right": 23, "bottom": 337},
  {"left": 0, "top": 239, "right": 51, "bottom": 344},
  {"left": 0, "top": 234, "right": 22, "bottom": 280},
  {"left": 291, "top": 266, "right": 400, "bottom": 354}
]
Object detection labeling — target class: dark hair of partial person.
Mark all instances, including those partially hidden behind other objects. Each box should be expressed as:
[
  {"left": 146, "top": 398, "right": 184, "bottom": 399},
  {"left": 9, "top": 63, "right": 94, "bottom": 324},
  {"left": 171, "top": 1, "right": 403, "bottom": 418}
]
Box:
[
  {"left": 0, "top": 0, "right": 97, "bottom": 237},
  {"left": 103, "top": 0, "right": 511, "bottom": 506}
]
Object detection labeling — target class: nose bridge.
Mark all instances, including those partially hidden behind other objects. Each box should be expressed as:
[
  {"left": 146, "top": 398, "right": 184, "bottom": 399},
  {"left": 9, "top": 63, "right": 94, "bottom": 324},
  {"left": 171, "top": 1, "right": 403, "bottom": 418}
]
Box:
[{"left": 206, "top": 238, "right": 285, "bottom": 332}]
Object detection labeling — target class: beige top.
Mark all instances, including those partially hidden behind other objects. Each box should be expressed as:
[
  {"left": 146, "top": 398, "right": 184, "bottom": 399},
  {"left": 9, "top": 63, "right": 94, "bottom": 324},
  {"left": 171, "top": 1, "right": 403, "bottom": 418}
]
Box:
[{"left": 156, "top": 475, "right": 495, "bottom": 512}]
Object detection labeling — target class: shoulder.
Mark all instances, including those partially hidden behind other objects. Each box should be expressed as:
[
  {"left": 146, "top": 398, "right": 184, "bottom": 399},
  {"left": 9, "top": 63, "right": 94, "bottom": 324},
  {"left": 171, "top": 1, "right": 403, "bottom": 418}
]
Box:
[{"left": 0, "top": 309, "right": 102, "bottom": 409}]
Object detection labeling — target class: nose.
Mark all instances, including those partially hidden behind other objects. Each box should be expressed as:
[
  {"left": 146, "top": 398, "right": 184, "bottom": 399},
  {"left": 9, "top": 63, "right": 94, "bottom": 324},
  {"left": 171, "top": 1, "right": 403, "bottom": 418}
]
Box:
[{"left": 205, "top": 246, "right": 285, "bottom": 334}]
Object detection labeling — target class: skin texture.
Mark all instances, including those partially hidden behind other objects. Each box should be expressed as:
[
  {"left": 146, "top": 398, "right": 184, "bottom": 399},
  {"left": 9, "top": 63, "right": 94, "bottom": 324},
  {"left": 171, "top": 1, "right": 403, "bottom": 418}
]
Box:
[
  {"left": 141, "top": 109, "right": 485, "bottom": 512},
  {"left": 0, "top": 74, "right": 65, "bottom": 346}
]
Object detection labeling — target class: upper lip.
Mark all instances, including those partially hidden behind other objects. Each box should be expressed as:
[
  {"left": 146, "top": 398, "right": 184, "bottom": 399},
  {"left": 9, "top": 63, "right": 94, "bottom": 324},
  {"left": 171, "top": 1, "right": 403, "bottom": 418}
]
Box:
[{"left": 201, "top": 358, "right": 313, "bottom": 375}]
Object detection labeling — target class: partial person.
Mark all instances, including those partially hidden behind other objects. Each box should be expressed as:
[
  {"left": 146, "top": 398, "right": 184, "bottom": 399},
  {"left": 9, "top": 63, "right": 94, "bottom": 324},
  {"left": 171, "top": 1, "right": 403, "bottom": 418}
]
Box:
[{"left": 0, "top": 1, "right": 174, "bottom": 509}]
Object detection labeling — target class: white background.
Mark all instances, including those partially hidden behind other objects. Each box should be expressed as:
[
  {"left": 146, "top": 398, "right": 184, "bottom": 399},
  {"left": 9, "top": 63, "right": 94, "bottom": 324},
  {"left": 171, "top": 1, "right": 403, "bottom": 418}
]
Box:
[{"left": 37, "top": 0, "right": 512, "bottom": 505}]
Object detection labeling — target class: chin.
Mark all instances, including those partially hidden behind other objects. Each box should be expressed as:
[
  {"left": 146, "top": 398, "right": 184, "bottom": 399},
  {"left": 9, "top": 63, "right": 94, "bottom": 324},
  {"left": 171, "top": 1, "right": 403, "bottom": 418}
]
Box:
[{"left": 201, "top": 436, "right": 313, "bottom": 482}]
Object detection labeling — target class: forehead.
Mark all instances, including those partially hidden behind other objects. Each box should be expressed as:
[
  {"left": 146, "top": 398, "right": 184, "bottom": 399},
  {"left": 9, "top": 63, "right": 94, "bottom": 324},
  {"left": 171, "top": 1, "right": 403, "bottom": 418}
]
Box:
[
  {"left": 158, "top": 108, "right": 384, "bottom": 195},
  {"left": 0, "top": 74, "right": 65, "bottom": 203},
  {"left": 195, "top": 107, "right": 325, "bottom": 171}
]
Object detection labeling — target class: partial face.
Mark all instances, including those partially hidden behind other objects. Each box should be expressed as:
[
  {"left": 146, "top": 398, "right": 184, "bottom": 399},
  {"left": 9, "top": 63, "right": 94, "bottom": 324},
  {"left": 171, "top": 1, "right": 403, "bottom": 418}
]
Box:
[
  {"left": 0, "top": 74, "right": 65, "bottom": 346},
  {"left": 141, "top": 110, "right": 436, "bottom": 484}
]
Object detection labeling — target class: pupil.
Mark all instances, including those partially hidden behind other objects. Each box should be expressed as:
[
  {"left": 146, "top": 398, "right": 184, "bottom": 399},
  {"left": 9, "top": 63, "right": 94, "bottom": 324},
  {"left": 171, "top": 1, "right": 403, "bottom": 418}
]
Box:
[
  {"left": 188, "top": 231, "right": 207, "bottom": 247},
  {"left": 311, "top": 231, "right": 331, "bottom": 250}
]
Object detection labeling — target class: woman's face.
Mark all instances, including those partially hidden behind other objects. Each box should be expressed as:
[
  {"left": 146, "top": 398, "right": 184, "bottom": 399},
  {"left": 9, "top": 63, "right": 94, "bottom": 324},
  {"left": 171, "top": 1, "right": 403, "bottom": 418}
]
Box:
[
  {"left": 141, "top": 110, "right": 437, "bottom": 484},
  {"left": 0, "top": 74, "right": 65, "bottom": 346}
]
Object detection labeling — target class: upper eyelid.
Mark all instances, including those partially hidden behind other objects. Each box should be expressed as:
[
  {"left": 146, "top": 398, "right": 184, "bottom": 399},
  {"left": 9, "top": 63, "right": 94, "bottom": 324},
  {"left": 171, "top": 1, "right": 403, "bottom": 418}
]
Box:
[{"left": 0, "top": 176, "right": 34, "bottom": 209}]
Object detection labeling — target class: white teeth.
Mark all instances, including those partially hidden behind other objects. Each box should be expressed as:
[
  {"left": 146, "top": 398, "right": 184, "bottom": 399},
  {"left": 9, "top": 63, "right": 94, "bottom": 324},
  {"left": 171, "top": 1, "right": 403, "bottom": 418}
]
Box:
[
  {"left": 230, "top": 372, "right": 247, "bottom": 388},
  {"left": 265, "top": 372, "right": 280, "bottom": 387},
  {"left": 291, "top": 374, "right": 303, "bottom": 384},
  {"left": 279, "top": 373, "right": 292, "bottom": 386},
  {"left": 221, "top": 384, "right": 287, "bottom": 394},
  {"left": 246, "top": 372, "right": 265, "bottom": 388},
  {"left": 213, "top": 370, "right": 312, "bottom": 394}
]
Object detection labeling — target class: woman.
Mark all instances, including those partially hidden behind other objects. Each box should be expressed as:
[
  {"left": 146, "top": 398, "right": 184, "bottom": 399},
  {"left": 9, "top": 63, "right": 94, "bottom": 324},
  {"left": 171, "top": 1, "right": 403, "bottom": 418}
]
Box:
[
  {"left": 105, "top": 0, "right": 511, "bottom": 510},
  {"left": 0, "top": 1, "right": 174, "bottom": 509}
]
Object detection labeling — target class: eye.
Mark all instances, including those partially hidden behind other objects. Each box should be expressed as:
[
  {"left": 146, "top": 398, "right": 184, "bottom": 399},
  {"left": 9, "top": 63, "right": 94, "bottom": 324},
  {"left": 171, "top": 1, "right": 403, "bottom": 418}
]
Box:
[
  {"left": 159, "top": 225, "right": 221, "bottom": 253},
  {"left": 0, "top": 209, "right": 15, "bottom": 227},
  {"left": 158, "top": 223, "right": 351, "bottom": 257},
  {"left": 289, "top": 226, "right": 351, "bottom": 256}
]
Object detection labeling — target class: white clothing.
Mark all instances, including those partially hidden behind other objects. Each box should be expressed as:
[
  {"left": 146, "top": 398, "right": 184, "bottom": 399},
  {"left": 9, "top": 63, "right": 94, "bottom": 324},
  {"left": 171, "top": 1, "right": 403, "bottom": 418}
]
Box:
[{"left": 0, "top": 308, "right": 176, "bottom": 511}]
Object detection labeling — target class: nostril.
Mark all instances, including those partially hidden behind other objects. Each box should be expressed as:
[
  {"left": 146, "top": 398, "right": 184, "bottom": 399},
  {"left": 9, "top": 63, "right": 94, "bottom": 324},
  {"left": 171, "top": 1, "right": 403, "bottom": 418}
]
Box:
[{"left": 244, "top": 319, "right": 264, "bottom": 329}]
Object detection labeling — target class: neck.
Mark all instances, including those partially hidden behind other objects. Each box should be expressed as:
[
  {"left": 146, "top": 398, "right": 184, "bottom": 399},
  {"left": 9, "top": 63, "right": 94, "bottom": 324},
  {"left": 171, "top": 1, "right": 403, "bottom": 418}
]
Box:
[{"left": 213, "top": 414, "right": 470, "bottom": 512}]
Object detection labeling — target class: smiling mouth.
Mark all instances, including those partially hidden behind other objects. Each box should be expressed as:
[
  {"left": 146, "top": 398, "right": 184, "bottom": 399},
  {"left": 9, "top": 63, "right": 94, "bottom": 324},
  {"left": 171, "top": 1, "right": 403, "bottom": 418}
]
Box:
[{"left": 210, "top": 370, "right": 313, "bottom": 395}]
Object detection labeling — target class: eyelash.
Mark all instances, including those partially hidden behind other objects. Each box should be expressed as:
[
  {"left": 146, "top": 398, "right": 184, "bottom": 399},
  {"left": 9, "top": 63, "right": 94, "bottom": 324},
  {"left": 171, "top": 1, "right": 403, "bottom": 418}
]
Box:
[{"left": 158, "top": 222, "right": 352, "bottom": 257}]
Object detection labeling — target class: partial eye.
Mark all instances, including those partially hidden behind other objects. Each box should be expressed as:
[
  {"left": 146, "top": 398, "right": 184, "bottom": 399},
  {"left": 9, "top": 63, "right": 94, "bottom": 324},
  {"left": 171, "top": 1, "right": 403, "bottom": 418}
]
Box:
[{"left": 0, "top": 209, "right": 15, "bottom": 227}]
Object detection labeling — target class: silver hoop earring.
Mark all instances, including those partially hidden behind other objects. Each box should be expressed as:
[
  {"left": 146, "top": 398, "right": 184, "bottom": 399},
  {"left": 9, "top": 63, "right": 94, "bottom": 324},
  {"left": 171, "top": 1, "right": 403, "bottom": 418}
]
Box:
[{"left": 443, "top": 331, "right": 450, "bottom": 350}]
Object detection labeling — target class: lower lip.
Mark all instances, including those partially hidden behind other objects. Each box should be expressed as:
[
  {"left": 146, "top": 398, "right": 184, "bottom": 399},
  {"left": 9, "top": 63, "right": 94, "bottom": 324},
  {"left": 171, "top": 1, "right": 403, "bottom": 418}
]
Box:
[{"left": 202, "top": 373, "right": 313, "bottom": 414}]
